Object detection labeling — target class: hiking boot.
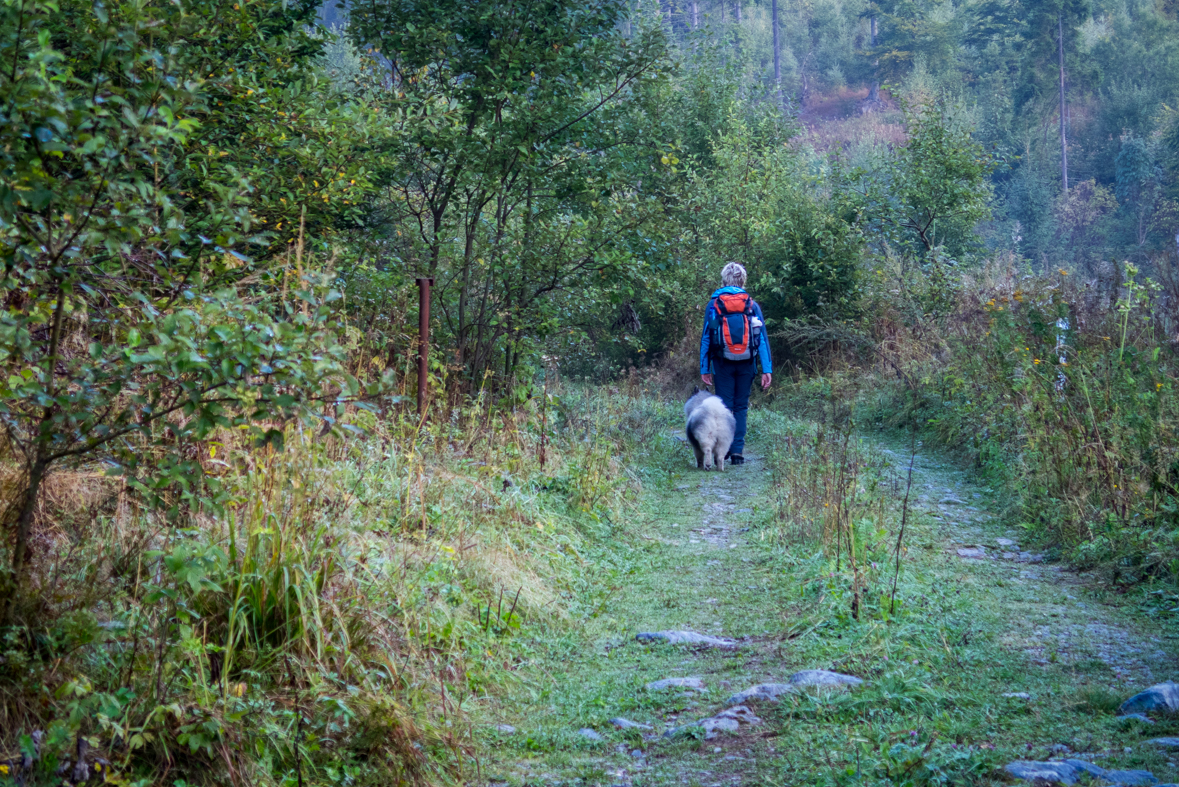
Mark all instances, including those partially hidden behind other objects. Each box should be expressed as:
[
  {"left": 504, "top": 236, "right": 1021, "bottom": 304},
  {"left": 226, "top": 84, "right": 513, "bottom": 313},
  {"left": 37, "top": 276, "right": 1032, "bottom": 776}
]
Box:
[{"left": 730, "top": 454, "right": 745, "bottom": 465}]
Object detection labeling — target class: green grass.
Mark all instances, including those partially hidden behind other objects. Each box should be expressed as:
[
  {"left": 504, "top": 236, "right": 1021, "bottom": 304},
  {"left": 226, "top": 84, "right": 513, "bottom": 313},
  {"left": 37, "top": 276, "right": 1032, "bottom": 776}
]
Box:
[{"left": 474, "top": 402, "right": 1179, "bottom": 786}]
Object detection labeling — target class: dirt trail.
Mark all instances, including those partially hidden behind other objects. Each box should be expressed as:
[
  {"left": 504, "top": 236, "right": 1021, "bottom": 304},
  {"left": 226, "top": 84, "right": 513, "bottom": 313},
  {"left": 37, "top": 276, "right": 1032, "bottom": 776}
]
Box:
[
  {"left": 481, "top": 422, "right": 1179, "bottom": 786},
  {"left": 889, "top": 446, "right": 1175, "bottom": 691}
]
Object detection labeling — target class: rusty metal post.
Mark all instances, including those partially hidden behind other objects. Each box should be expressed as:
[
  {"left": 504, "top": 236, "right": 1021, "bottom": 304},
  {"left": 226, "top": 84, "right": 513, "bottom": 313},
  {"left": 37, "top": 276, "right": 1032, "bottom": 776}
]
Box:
[{"left": 416, "top": 277, "right": 434, "bottom": 415}]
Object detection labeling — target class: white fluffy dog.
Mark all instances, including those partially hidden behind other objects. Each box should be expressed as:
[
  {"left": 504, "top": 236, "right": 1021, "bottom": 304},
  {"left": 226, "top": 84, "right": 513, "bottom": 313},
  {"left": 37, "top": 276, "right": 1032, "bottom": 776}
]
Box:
[{"left": 684, "top": 387, "right": 736, "bottom": 471}]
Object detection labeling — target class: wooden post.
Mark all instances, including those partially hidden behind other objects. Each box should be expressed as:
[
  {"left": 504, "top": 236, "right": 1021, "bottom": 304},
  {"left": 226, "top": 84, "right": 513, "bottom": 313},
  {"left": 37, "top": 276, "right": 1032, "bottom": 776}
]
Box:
[{"left": 416, "top": 277, "right": 434, "bottom": 415}]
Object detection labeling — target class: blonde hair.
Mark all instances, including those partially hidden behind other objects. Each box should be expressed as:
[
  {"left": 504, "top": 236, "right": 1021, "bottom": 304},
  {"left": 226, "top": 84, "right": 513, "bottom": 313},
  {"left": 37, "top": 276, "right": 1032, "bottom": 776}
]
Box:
[{"left": 721, "top": 262, "right": 747, "bottom": 288}]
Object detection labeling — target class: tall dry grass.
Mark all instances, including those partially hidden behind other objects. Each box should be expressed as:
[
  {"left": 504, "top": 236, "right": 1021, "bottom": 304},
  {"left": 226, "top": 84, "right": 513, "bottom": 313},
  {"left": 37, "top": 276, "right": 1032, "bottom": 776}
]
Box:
[
  {"left": 0, "top": 382, "right": 669, "bottom": 785},
  {"left": 794, "top": 248, "right": 1179, "bottom": 584}
]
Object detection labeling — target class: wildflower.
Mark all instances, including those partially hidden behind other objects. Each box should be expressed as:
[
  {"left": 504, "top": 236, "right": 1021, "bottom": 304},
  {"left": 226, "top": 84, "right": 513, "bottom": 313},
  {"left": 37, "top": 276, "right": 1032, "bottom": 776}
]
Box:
[{"left": 1033, "top": 359, "right": 1041, "bottom": 365}]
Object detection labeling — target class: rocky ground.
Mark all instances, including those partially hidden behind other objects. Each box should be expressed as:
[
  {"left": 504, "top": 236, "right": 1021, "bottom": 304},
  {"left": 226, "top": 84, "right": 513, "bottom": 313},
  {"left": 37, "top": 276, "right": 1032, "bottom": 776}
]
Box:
[{"left": 476, "top": 410, "right": 1179, "bottom": 786}]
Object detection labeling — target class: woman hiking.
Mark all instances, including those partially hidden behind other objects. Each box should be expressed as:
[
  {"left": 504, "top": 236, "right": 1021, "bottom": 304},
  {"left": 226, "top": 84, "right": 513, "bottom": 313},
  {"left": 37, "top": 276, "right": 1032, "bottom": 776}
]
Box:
[{"left": 699, "top": 262, "right": 772, "bottom": 465}]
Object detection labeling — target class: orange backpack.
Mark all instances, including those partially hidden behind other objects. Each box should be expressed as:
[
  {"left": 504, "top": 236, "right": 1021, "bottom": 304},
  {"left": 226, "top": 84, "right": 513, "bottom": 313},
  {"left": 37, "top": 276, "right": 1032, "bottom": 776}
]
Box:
[{"left": 710, "top": 293, "right": 758, "bottom": 362}]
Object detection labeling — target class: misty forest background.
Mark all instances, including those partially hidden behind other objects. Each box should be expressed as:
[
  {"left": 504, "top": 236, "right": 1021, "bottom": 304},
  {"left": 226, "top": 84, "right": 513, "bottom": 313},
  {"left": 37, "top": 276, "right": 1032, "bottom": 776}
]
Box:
[{"left": 2, "top": 0, "right": 1179, "bottom": 782}]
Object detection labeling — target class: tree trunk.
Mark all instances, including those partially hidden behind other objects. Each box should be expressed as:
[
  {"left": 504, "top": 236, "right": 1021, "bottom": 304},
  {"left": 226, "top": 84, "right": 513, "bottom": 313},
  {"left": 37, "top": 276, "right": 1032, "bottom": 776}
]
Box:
[
  {"left": 3, "top": 282, "right": 71, "bottom": 623},
  {"left": 691, "top": 0, "right": 699, "bottom": 29},
  {"left": 772, "top": 0, "right": 782, "bottom": 109},
  {"left": 868, "top": 16, "right": 880, "bottom": 102},
  {"left": 1058, "top": 12, "right": 1069, "bottom": 195},
  {"left": 734, "top": 0, "right": 742, "bottom": 53},
  {"left": 4, "top": 460, "right": 47, "bottom": 621}
]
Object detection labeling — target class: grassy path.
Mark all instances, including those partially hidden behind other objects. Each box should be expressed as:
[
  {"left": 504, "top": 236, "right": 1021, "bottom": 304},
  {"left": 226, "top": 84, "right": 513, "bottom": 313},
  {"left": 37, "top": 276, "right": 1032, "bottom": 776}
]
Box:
[{"left": 478, "top": 408, "right": 1179, "bottom": 786}]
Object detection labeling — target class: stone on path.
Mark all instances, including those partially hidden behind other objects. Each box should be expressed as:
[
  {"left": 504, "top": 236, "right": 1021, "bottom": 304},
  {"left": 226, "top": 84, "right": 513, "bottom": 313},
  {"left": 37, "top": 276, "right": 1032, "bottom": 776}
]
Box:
[
  {"left": 646, "top": 677, "right": 706, "bottom": 692},
  {"left": 728, "top": 671, "right": 863, "bottom": 704},
  {"left": 663, "top": 705, "right": 761, "bottom": 740},
  {"left": 1004, "top": 760, "right": 1082, "bottom": 783},
  {"left": 1002, "top": 692, "right": 1031, "bottom": 699},
  {"left": 1120, "top": 682, "right": 1179, "bottom": 715},
  {"left": 1119, "top": 713, "right": 1155, "bottom": 724},
  {"left": 577, "top": 728, "right": 604, "bottom": 741},
  {"left": 789, "top": 670, "right": 863, "bottom": 687},
  {"left": 610, "top": 717, "right": 653, "bottom": 731},
  {"left": 700, "top": 706, "right": 761, "bottom": 740},
  {"left": 957, "top": 546, "right": 987, "bottom": 559},
  {"left": 727, "top": 683, "right": 795, "bottom": 704},
  {"left": 495, "top": 724, "right": 516, "bottom": 734},
  {"left": 996, "top": 538, "right": 1017, "bottom": 547},
  {"left": 1103, "top": 769, "right": 1160, "bottom": 786},
  {"left": 1004, "top": 759, "right": 1160, "bottom": 786},
  {"left": 1148, "top": 738, "right": 1179, "bottom": 749},
  {"left": 635, "top": 630, "right": 738, "bottom": 649},
  {"left": 939, "top": 496, "right": 964, "bottom": 505}
]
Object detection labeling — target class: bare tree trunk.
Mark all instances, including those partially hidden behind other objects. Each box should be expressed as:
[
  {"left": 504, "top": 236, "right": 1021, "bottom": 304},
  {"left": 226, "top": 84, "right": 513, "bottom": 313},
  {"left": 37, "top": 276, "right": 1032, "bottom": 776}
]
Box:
[
  {"left": 691, "top": 0, "right": 699, "bottom": 29},
  {"left": 1058, "top": 12, "right": 1069, "bottom": 195},
  {"left": 772, "top": 0, "right": 782, "bottom": 108},
  {"left": 734, "top": 0, "right": 742, "bottom": 54},
  {"left": 868, "top": 16, "right": 880, "bottom": 102},
  {"left": 3, "top": 285, "right": 68, "bottom": 624}
]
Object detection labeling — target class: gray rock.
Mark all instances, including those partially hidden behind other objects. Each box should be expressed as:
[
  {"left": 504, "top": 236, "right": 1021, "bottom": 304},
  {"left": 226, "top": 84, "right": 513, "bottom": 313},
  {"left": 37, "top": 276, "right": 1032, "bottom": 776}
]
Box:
[
  {"left": 1147, "top": 738, "right": 1179, "bottom": 749},
  {"left": 1063, "top": 759, "right": 1108, "bottom": 778},
  {"left": 727, "top": 672, "right": 861, "bottom": 704},
  {"left": 1004, "top": 760, "right": 1082, "bottom": 783},
  {"left": 957, "top": 547, "right": 987, "bottom": 559},
  {"left": 1017, "top": 552, "right": 1045, "bottom": 562},
  {"left": 635, "top": 631, "right": 738, "bottom": 649},
  {"left": 646, "top": 677, "right": 706, "bottom": 692},
  {"left": 1120, "top": 682, "right": 1179, "bottom": 715},
  {"left": 697, "top": 705, "right": 762, "bottom": 740},
  {"left": 577, "top": 728, "right": 604, "bottom": 742},
  {"left": 495, "top": 724, "right": 516, "bottom": 734},
  {"left": 1049, "top": 744, "right": 1072, "bottom": 754},
  {"left": 1100, "top": 769, "right": 1158, "bottom": 786},
  {"left": 701, "top": 717, "right": 740, "bottom": 736},
  {"left": 1002, "top": 692, "right": 1032, "bottom": 699},
  {"left": 610, "top": 717, "right": 653, "bottom": 731},
  {"left": 630, "top": 749, "right": 644, "bottom": 759},
  {"left": 727, "top": 683, "right": 796, "bottom": 704},
  {"left": 1040, "top": 759, "right": 1159, "bottom": 786},
  {"left": 939, "top": 496, "right": 964, "bottom": 505},
  {"left": 996, "top": 538, "right": 1017, "bottom": 547},
  {"left": 789, "top": 670, "right": 864, "bottom": 687},
  {"left": 1118, "top": 713, "right": 1155, "bottom": 724}
]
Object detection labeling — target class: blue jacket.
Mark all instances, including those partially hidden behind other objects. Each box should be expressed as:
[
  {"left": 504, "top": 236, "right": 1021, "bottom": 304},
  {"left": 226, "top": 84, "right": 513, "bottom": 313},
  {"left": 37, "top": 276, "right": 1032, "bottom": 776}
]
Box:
[{"left": 700, "top": 286, "right": 772, "bottom": 375}]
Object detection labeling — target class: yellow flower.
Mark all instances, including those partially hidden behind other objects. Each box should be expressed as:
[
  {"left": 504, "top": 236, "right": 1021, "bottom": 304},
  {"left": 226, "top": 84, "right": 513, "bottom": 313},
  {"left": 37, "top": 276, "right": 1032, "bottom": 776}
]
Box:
[{"left": 1033, "top": 359, "right": 1041, "bottom": 365}]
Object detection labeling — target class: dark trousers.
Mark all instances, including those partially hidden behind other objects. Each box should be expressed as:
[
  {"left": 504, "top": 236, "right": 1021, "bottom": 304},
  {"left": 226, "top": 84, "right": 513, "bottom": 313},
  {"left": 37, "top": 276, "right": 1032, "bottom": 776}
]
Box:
[{"left": 713, "top": 359, "right": 756, "bottom": 455}]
